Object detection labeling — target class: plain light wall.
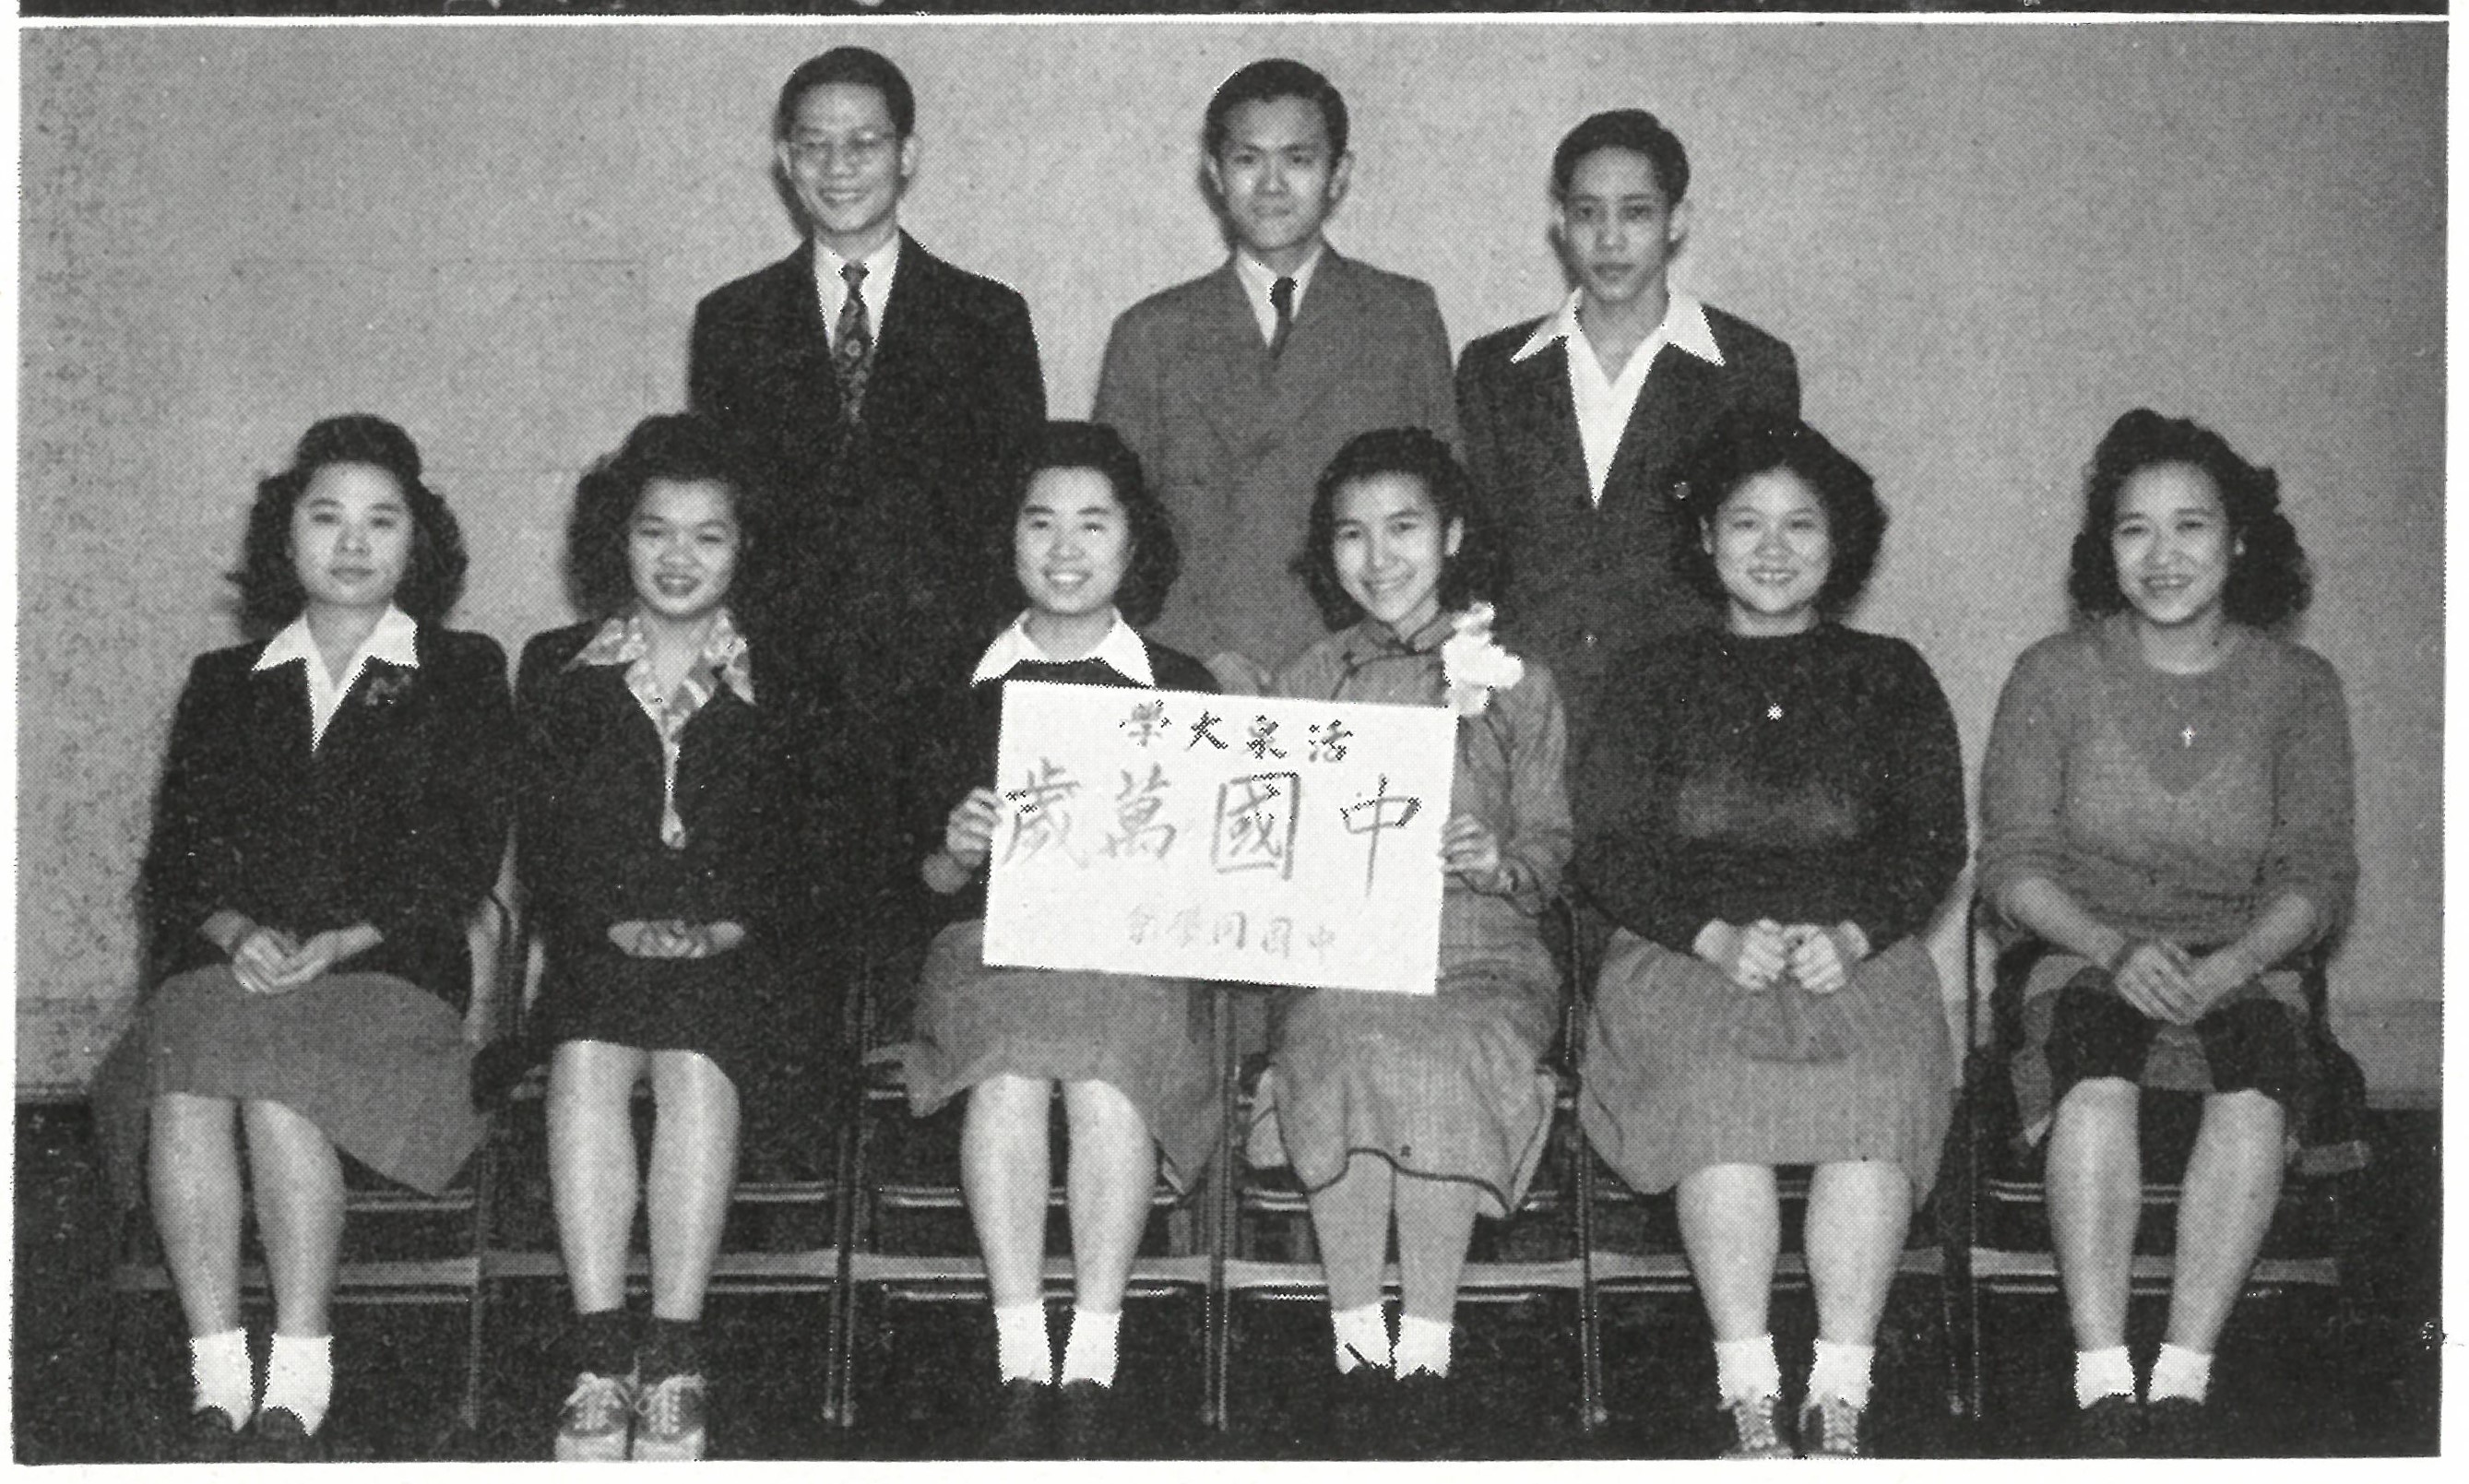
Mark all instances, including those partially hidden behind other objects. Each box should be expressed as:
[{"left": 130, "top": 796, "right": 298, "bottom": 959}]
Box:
[{"left": 15, "top": 19, "right": 2443, "bottom": 1095}]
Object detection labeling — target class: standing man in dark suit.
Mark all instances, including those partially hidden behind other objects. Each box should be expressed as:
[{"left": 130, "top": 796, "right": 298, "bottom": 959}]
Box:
[
  {"left": 1097, "top": 58, "right": 1456, "bottom": 695},
  {"left": 1457, "top": 110, "right": 1798, "bottom": 747},
  {"left": 690, "top": 47, "right": 1043, "bottom": 1077}
]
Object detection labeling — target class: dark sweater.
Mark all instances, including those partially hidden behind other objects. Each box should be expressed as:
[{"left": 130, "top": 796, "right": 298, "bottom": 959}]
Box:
[
  {"left": 516, "top": 623, "right": 803, "bottom": 964},
  {"left": 141, "top": 625, "right": 514, "bottom": 1012},
  {"left": 1574, "top": 623, "right": 1965, "bottom": 953},
  {"left": 924, "top": 644, "right": 1217, "bottom": 925}
]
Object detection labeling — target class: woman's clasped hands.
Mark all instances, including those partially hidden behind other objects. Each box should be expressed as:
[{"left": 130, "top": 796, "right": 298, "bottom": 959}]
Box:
[
  {"left": 1696, "top": 919, "right": 1871, "bottom": 994},
  {"left": 608, "top": 920, "right": 747, "bottom": 959},
  {"left": 225, "top": 920, "right": 380, "bottom": 995},
  {"left": 2108, "top": 938, "right": 2259, "bottom": 1026}
]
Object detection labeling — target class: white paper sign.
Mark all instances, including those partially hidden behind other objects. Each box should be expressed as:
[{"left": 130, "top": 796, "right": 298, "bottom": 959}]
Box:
[{"left": 982, "top": 681, "right": 1457, "bottom": 994}]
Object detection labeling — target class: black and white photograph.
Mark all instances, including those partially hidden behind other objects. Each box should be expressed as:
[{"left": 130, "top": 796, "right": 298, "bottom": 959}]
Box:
[{"left": 9, "top": 6, "right": 2445, "bottom": 1466}]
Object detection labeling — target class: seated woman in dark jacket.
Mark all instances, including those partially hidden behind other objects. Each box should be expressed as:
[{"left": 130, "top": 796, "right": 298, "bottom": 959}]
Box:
[
  {"left": 1574, "top": 419, "right": 1965, "bottom": 1458},
  {"left": 518, "top": 414, "right": 801, "bottom": 1463},
  {"left": 1978, "top": 410, "right": 2358, "bottom": 1455},
  {"left": 93, "top": 415, "right": 513, "bottom": 1461}
]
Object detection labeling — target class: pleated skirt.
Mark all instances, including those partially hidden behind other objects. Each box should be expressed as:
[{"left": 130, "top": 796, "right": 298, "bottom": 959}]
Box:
[{"left": 1580, "top": 932, "right": 1952, "bottom": 1203}]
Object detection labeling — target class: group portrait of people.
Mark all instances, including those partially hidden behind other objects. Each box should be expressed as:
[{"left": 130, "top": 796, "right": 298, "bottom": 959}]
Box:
[{"left": 85, "top": 36, "right": 2378, "bottom": 1466}]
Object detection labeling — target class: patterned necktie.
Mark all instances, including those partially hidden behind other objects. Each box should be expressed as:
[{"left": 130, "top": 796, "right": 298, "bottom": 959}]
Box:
[
  {"left": 1269, "top": 275, "right": 1297, "bottom": 362},
  {"left": 835, "top": 261, "right": 873, "bottom": 423}
]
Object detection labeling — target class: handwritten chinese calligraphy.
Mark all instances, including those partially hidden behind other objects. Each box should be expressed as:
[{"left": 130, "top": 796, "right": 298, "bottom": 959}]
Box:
[{"left": 990, "top": 682, "right": 1454, "bottom": 994}]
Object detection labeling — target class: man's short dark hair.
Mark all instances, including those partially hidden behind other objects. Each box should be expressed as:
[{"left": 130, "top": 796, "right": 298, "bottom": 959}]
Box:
[
  {"left": 1204, "top": 58, "right": 1348, "bottom": 161},
  {"left": 1550, "top": 109, "right": 1690, "bottom": 208},
  {"left": 775, "top": 48, "right": 916, "bottom": 140}
]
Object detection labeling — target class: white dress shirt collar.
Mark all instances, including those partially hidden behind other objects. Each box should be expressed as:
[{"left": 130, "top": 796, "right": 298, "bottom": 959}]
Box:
[
  {"left": 254, "top": 603, "right": 421, "bottom": 748},
  {"left": 1511, "top": 288, "right": 1724, "bottom": 369},
  {"left": 971, "top": 610, "right": 1156, "bottom": 687},
  {"left": 1232, "top": 243, "right": 1326, "bottom": 346},
  {"left": 813, "top": 232, "right": 903, "bottom": 348},
  {"left": 1513, "top": 291, "right": 1726, "bottom": 506}
]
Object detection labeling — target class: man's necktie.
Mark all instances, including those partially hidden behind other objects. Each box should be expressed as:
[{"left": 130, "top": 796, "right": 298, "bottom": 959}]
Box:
[
  {"left": 835, "top": 261, "right": 873, "bottom": 423},
  {"left": 1269, "top": 275, "right": 1297, "bottom": 363}
]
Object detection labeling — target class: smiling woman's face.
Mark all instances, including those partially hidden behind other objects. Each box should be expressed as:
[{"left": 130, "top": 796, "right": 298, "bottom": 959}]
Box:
[{"left": 1705, "top": 468, "right": 1831, "bottom": 635}]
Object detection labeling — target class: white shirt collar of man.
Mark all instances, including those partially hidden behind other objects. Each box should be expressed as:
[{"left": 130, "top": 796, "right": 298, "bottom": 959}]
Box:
[
  {"left": 254, "top": 603, "right": 421, "bottom": 748},
  {"left": 1231, "top": 242, "right": 1326, "bottom": 346},
  {"left": 813, "top": 231, "right": 903, "bottom": 345},
  {"left": 1512, "top": 288, "right": 1725, "bottom": 370},
  {"left": 971, "top": 609, "right": 1155, "bottom": 688}
]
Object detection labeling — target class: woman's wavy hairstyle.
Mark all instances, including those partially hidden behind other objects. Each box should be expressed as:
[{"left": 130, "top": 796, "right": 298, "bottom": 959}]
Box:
[
  {"left": 565, "top": 413, "right": 772, "bottom": 622},
  {"left": 231, "top": 413, "right": 467, "bottom": 637},
  {"left": 1667, "top": 416, "right": 1887, "bottom": 616},
  {"left": 1295, "top": 426, "right": 1506, "bottom": 632},
  {"left": 2067, "top": 408, "right": 2311, "bottom": 628},
  {"left": 991, "top": 421, "right": 1181, "bottom": 630}
]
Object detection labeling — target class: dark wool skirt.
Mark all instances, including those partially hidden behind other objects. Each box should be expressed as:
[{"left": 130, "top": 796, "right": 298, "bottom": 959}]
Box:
[
  {"left": 1581, "top": 933, "right": 1953, "bottom": 1203},
  {"left": 92, "top": 967, "right": 483, "bottom": 1208},
  {"left": 893, "top": 919, "right": 1223, "bottom": 1192},
  {"left": 1249, "top": 950, "right": 1561, "bottom": 1219},
  {"left": 536, "top": 943, "right": 784, "bottom": 1098}
]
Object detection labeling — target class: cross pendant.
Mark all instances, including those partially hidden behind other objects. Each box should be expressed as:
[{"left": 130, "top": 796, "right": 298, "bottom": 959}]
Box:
[
  {"left": 2179, "top": 725, "right": 2196, "bottom": 748},
  {"left": 1766, "top": 703, "right": 1785, "bottom": 722}
]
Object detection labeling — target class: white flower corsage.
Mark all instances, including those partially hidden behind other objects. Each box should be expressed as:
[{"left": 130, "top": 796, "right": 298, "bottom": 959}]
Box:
[{"left": 1440, "top": 602, "right": 1525, "bottom": 718}]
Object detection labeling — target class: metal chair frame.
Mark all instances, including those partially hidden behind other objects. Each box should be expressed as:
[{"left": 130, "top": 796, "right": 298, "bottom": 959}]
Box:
[{"left": 1951, "top": 898, "right": 2349, "bottom": 1419}]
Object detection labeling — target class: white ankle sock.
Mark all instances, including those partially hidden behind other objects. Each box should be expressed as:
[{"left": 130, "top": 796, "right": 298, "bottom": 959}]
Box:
[
  {"left": 2074, "top": 1345, "right": 2137, "bottom": 1408},
  {"left": 262, "top": 1332, "right": 333, "bottom": 1435},
  {"left": 1059, "top": 1307, "right": 1122, "bottom": 1386},
  {"left": 2147, "top": 1342, "right": 2213, "bottom": 1403},
  {"left": 1394, "top": 1314, "right": 1453, "bottom": 1378},
  {"left": 1806, "top": 1338, "right": 1876, "bottom": 1409},
  {"left": 188, "top": 1327, "right": 255, "bottom": 1427},
  {"left": 1331, "top": 1302, "right": 1393, "bottom": 1373},
  {"left": 1713, "top": 1334, "right": 1782, "bottom": 1404},
  {"left": 993, "top": 1302, "right": 1053, "bottom": 1385}
]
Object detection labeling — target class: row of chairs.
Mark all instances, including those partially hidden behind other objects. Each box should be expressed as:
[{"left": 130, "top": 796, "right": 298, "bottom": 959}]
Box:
[{"left": 104, "top": 890, "right": 2356, "bottom": 1449}]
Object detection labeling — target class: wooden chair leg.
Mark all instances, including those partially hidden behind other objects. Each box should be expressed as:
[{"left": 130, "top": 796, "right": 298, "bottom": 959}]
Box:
[{"left": 1204, "top": 986, "right": 1237, "bottom": 1432}]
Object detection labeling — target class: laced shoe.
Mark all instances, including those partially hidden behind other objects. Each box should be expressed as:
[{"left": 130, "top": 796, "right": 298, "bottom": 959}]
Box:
[
  {"left": 1717, "top": 1394, "right": 1794, "bottom": 1458},
  {"left": 552, "top": 1371, "right": 634, "bottom": 1462},
  {"left": 173, "top": 1405, "right": 244, "bottom": 1463},
  {"left": 2143, "top": 1395, "right": 2214, "bottom": 1457},
  {"left": 980, "top": 1377, "right": 1049, "bottom": 1459},
  {"left": 1798, "top": 1394, "right": 1868, "bottom": 1457},
  {"left": 243, "top": 1406, "right": 326, "bottom": 1463},
  {"left": 2074, "top": 1394, "right": 2143, "bottom": 1457},
  {"left": 631, "top": 1371, "right": 709, "bottom": 1462}
]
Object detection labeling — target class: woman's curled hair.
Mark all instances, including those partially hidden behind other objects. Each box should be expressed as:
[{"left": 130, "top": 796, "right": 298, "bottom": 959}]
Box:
[
  {"left": 2067, "top": 408, "right": 2311, "bottom": 628},
  {"left": 565, "top": 413, "right": 771, "bottom": 621},
  {"left": 1666, "top": 416, "right": 1887, "bottom": 616},
  {"left": 1294, "top": 426, "right": 1505, "bottom": 631},
  {"left": 993, "top": 421, "right": 1182, "bottom": 631},
  {"left": 231, "top": 413, "right": 467, "bottom": 636}
]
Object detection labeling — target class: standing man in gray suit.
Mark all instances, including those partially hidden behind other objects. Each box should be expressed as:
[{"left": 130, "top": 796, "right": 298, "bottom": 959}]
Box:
[
  {"left": 1457, "top": 109, "right": 1799, "bottom": 748},
  {"left": 1096, "top": 58, "right": 1457, "bottom": 695}
]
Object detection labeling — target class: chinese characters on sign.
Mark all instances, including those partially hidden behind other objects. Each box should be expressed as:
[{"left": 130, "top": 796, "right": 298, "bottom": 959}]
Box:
[{"left": 984, "top": 682, "right": 1457, "bottom": 994}]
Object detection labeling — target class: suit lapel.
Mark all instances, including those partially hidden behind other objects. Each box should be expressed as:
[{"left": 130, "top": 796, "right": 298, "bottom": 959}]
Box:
[
  {"left": 1600, "top": 346, "right": 1718, "bottom": 516},
  {"left": 1502, "top": 338, "right": 1591, "bottom": 517},
  {"left": 1264, "top": 251, "right": 1369, "bottom": 434},
  {"left": 768, "top": 242, "right": 841, "bottom": 424},
  {"left": 1190, "top": 262, "right": 1279, "bottom": 455},
  {"left": 866, "top": 232, "right": 936, "bottom": 421}
]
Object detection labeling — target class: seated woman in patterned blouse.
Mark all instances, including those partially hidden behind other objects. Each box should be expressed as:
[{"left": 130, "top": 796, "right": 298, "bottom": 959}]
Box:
[
  {"left": 518, "top": 414, "right": 801, "bottom": 1463},
  {"left": 1978, "top": 410, "right": 2357, "bottom": 1455},
  {"left": 1574, "top": 418, "right": 1965, "bottom": 1458}
]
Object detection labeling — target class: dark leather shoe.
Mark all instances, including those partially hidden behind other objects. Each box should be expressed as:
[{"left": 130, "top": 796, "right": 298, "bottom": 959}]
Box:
[
  {"left": 2144, "top": 1396, "right": 2214, "bottom": 1457},
  {"left": 979, "top": 1378, "right": 1049, "bottom": 1460},
  {"left": 2074, "top": 1394, "right": 2143, "bottom": 1457},
  {"left": 172, "top": 1406, "right": 243, "bottom": 1463},
  {"left": 1323, "top": 1364, "right": 1394, "bottom": 1459},
  {"left": 1394, "top": 1371, "right": 1464, "bottom": 1460},
  {"left": 1055, "top": 1379, "right": 1123, "bottom": 1459},
  {"left": 242, "top": 1406, "right": 326, "bottom": 1463}
]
